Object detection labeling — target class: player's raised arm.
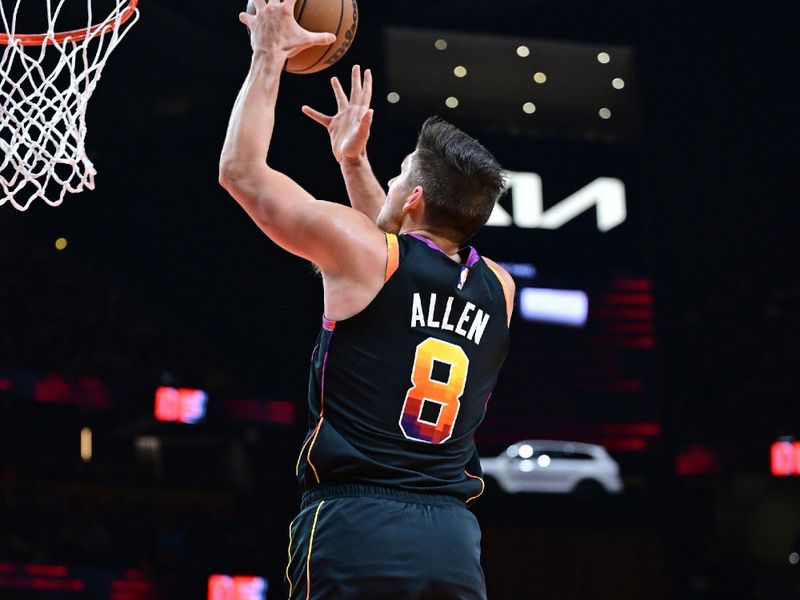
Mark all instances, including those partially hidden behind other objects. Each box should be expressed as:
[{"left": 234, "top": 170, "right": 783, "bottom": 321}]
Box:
[
  {"left": 218, "top": 0, "right": 385, "bottom": 283},
  {"left": 302, "top": 65, "right": 387, "bottom": 223}
]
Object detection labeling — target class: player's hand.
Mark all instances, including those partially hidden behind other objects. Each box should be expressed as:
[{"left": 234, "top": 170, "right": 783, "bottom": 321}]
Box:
[
  {"left": 240, "top": 0, "right": 336, "bottom": 59},
  {"left": 302, "top": 65, "right": 374, "bottom": 164}
]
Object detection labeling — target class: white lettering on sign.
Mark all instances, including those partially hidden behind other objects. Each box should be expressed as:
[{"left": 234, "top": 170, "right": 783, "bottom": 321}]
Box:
[{"left": 488, "top": 172, "right": 627, "bottom": 232}]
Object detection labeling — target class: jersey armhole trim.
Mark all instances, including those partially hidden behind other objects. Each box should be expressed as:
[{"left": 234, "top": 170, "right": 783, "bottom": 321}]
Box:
[
  {"left": 465, "top": 469, "right": 485, "bottom": 504},
  {"left": 385, "top": 233, "right": 400, "bottom": 282},
  {"left": 485, "top": 260, "right": 514, "bottom": 325}
]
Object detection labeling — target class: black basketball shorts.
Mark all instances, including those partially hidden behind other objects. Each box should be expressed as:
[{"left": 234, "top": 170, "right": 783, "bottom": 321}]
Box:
[{"left": 285, "top": 484, "right": 487, "bottom": 599}]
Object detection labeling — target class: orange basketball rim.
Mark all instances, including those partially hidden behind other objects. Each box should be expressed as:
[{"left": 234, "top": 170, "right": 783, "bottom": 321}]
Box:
[
  {"left": 0, "top": 0, "right": 139, "bottom": 46},
  {"left": 0, "top": 0, "right": 141, "bottom": 210}
]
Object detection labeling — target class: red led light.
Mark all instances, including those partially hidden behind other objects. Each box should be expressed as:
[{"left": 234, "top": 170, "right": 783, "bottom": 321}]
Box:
[
  {"left": 209, "top": 575, "right": 233, "bottom": 600},
  {"left": 155, "top": 387, "right": 208, "bottom": 424},
  {"left": 224, "top": 399, "right": 296, "bottom": 424},
  {"left": 265, "top": 400, "right": 296, "bottom": 424},
  {"left": 23, "top": 565, "right": 68, "bottom": 577},
  {"left": 233, "top": 577, "right": 267, "bottom": 600},
  {"left": 592, "top": 307, "right": 654, "bottom": 320},
  {"left": 0, "top": 575, "right": 84, "bottom": 592},
  {"left": 592, "top": 336, "right": 656, "bottom": 349},
  {"left": 675, "top": 444, "right": 720, "bottom": 476},
  {"left": 29, "top": 373, "right": 110, "bottom": 408},
  {"left": 600, "top": 438, "right": 648, "bottom": 452},
  {"left": 28, "top": 577, "right": 84, "bottom": 591},
  {"left": 771, "top": 441, "right": 799, "bottom": 476},
  {"left": 611, "top": 278, "right": 653, "bottom": 291},
  {"left": 208, "top": 575, "right": 267, "bottom": 600},
  {"left": 111, "top": 579, "right": 154, "bottom": 591},
  {"left": 592, "top": 422, "right": 661, "bottom": 437},
  {"left": 604, "top": 322, "right": 654, "bottom": 334},
  {"left": 33, "top": 373, "right": 71, "bottom": 403},
  {"left": 601, "top": 293, "right": 653, "bottom": 305}
]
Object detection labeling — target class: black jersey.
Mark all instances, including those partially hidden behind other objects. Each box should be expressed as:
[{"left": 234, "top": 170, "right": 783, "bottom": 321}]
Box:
[{"left": 295, "top": 232, "right": 510, "bottom": 504}]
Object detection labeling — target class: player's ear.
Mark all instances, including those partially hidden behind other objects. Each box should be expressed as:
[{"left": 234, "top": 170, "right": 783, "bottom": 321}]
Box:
[{"left": 402, "top": 186, "right": 424, "bottom": 213}]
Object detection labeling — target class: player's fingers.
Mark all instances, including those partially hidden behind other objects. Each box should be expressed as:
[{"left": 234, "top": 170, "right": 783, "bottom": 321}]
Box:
[
  {"left": 363, "top": 68, "right": 373, "bottom": 107},
  {"left": 306, "top": 32, "right": 337, "bottom": 47},
  {"left": 351, "top": 65, "right": 362, "bottom": 102},
  {"left": 301, "top": 105, "right": 333, "bottom": 127},
  {"left": 357, "top": 109, "right": 374, "bottom": 138},
  {"left": 287, "top": 33, "right": 335, "bottom": 58},
  {"left": 331, "top": 77, "right": 348, "bottom": 110},
  {"left": 253, "top": 0, "right": 268, "bottom": 11},
  {"left": 239, "top": 12, "right": 255, "bottom": 27}
]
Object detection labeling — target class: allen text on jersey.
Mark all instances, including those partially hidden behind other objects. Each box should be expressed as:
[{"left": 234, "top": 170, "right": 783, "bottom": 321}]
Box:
[{"left": 410, "top": 293, "right": 491, "bottom": 345}]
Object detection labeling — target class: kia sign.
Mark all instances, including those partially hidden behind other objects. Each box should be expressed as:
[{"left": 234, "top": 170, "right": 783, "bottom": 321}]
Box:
[{"left": 488, "top": 172, "right": 627, "bottom": 232}]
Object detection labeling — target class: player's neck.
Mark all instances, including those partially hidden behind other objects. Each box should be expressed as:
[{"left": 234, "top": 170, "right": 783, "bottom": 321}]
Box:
[{"left": 401, "top": 228, "right": 462, "bottom": 262}]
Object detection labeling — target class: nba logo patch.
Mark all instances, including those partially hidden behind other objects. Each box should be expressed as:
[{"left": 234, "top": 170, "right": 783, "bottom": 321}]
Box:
[{"left": 456, "top": 267, "right": 469, "bottom": 291}]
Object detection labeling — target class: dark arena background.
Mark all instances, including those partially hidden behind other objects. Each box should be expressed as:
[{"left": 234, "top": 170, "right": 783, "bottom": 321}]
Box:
[{"left": 1, "top": 1, "right": 798, "bottom": 598}]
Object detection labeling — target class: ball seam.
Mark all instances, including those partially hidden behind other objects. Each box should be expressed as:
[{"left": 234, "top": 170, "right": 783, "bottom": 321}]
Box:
[{"left": 297, "top": 0, "right": 345, "bottom": 73}]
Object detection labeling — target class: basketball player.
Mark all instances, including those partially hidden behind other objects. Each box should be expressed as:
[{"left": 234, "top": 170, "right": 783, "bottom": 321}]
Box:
[{"left": 219, "top": 1, "right": 514, "bottom": 598}]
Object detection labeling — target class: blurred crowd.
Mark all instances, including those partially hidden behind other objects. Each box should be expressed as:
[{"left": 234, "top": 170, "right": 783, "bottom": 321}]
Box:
[
  {"left": 0, "top": 231, "right": 294, "bottom": 593},
  {"left": 672, "top": 270, "right": 800, "bottom": 451},
  {"left": 0, "top": 232, "right": 230, "bottom": 392},
  {"left": 0, "top": 472, "right": 273, "bottom": 594}
]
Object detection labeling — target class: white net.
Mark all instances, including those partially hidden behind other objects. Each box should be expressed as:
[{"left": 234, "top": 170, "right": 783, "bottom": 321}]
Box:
[{"left": 0, "top": 0, "right": 139, "bottom": 210}]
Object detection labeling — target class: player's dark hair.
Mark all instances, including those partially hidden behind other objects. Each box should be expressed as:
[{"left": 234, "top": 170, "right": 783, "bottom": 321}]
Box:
[{"left": 412, "top": 117, "right": 506, "bottom": 244}]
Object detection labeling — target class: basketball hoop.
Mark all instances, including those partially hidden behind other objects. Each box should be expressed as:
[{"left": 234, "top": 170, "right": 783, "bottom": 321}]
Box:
[{"left": 0, "top": 0, "right": 140, "bottom": 211}]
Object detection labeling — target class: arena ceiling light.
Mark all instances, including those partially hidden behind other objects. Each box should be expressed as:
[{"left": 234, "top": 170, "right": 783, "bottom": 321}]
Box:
[{"left": 385, "top": 27, "right": 640, "bottom": 143}]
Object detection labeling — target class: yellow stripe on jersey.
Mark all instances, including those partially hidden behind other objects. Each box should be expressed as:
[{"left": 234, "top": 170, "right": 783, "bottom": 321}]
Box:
[
  {"left": 306, "top": 418, "right": 324, "bottom": 484},
  {"left": 385, "top": 233, "right": 400, "bottom": 281},
  {"left": 306, "top": 500, "right": 326, "bottom": 600},
  {"left": 295, "top": 432, "right": 314, "bottom": 476},
  {"left": 285, "top": 517, "right": 296, "bottom": 598},
  {"left": 464, "top": 469, "right": 486, "bottom": 504}
]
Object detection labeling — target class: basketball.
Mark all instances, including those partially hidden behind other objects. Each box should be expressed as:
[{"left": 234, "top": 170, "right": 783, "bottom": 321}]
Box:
[{"left": 246, "top": 0, "right": 358, "bottom": 74}]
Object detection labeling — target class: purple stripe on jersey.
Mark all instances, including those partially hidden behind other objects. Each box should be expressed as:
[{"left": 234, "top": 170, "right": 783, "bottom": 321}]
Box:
[
  {"left": 483, "top": 379, "right": 499, "bottom": 411},
  {"left": 318, "top": 318, "right": 336, "bottom": 417},
  {"left": 465, "top": 246, "right": 480, "bottom": 267},
  {"left": 307, "top": 331, "right": 334, "bottom": 483},
  {"left": 407, "top": 233, "right": 480, "bottom": 267},
  {"left": 408, "top": 232, "right": 442, "bottom": 252},
  {"left": 319, "top": 332, "right": 334, "bottom": 416},
  {"left": 483, "top": 390, "right": 494, "bottom": 411}
]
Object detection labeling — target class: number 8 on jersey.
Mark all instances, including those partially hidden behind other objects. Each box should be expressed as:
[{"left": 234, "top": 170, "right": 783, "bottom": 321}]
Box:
[{"left": 399, "top": 337, "right": 470, "bottom": 444}]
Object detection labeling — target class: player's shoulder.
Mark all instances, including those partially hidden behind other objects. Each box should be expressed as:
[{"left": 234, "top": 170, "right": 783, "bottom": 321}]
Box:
[
  {"left": 319, "top": 199, "right": 388, "bottom": 248},
  {"left": 314, "top": 200, "right": 389, "bottom": 277},
  {"left": 481, "top": 256, "right": 515, "bottom": 293},
  {"left": 481, "top": 256, "right": 515, "bottom": 325}
]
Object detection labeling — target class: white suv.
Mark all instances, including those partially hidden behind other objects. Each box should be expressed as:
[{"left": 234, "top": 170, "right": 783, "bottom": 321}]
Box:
[{"left": 480, "top": 440, "right": 624, "bottom": 495}]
